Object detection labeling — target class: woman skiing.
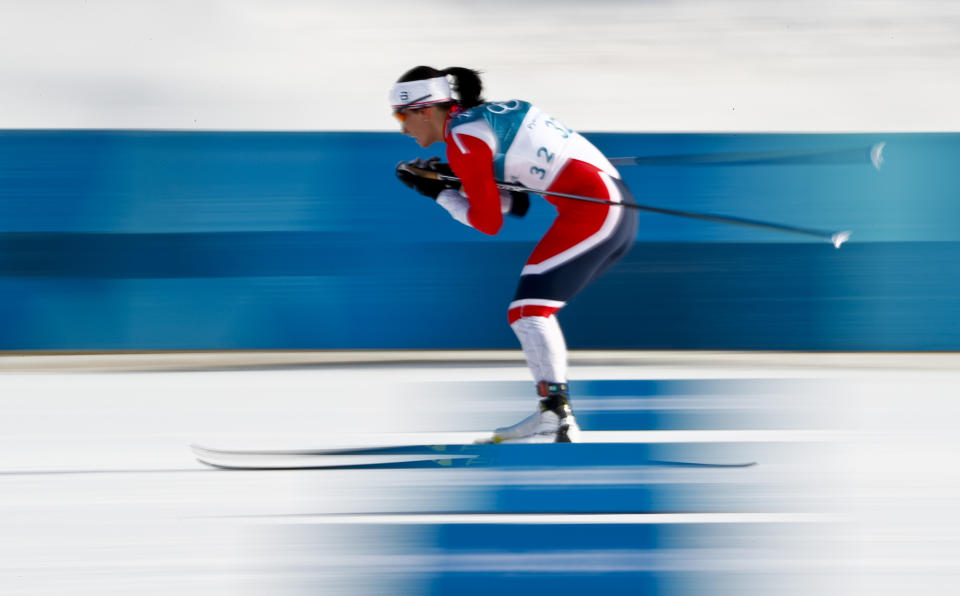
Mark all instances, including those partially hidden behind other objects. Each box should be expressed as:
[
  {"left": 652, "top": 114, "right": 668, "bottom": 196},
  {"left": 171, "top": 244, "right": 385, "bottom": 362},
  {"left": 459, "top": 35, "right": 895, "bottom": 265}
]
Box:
[{"left": 392, "top": 66, "right": 637, "bottom": 443}]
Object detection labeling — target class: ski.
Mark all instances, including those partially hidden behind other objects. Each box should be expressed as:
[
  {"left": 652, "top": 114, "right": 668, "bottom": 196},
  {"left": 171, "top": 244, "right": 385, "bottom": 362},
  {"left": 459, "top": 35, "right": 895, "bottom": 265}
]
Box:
[{"left": 191, "top": 443, "right": 757, "bottom": 471}]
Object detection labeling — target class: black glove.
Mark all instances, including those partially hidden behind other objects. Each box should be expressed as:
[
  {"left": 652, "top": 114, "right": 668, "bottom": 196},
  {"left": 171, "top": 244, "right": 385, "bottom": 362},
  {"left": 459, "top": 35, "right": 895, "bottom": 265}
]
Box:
[
  {"left": 395, "top": 157, "right": 461, "bottom": 200},
  {"left": 505, "top": 190, "right": 530, "bottom": 217}
]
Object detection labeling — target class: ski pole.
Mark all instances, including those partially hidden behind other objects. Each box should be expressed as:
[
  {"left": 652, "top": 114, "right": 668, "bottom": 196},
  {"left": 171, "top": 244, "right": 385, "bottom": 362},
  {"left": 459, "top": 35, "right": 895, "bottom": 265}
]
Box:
[
  {"left": 609, "top": 142, "right": 884, "bottom": 170},
  {"left": 402, "top": 164, "right": 852, "bottom": 249}
]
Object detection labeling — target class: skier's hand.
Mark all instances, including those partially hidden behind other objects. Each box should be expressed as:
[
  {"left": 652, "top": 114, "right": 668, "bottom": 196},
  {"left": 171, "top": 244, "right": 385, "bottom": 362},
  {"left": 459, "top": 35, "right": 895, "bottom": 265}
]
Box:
[
  {"left": 395, "top": 157, "right": 461, "bottom": 200},
  {"left": 501, "top": 189, "right": 530, "bottom": 218}
]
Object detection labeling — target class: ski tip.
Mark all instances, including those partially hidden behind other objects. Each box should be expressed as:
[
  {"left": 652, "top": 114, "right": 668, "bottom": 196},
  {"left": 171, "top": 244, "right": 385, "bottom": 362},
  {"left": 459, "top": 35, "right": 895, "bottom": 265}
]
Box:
[
  {"left": 189, "top": 444, "right": 216, "bottom": 456},
  {"left": 190, "top": 445, "right": 226, "bottom": 470},
  {"left": 193, "top": 457, "right": 223, "bottom": 470}
]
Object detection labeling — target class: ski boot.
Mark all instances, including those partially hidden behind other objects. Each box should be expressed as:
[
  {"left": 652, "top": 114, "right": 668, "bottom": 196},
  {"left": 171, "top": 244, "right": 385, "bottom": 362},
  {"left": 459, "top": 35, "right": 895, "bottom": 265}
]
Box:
[{"left": 489, "top": 381, "right": 581, "bottom": 443}]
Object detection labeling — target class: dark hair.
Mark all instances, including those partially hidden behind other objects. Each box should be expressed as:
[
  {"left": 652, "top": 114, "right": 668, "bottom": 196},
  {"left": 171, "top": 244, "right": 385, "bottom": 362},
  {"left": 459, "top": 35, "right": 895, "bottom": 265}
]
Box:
[{"left": 396, "top": 66, "right": 484, "bottom": 109}]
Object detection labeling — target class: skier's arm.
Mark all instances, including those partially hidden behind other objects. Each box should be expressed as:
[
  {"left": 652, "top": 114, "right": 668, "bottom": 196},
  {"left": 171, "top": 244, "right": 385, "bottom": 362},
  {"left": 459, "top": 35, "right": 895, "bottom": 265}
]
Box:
[{"left": 441, "top": 133, "right": 503, "bottom": 236}]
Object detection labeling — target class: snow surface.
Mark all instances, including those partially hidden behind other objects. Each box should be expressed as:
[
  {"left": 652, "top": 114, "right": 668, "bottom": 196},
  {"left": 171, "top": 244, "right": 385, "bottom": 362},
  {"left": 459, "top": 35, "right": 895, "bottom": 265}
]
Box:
[{"left": 2, "top": 352, "right": 959, "bottom": 595}]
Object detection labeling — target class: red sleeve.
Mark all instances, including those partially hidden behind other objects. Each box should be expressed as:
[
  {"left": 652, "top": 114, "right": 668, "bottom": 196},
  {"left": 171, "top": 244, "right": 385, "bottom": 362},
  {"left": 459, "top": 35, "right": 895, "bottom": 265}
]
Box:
[{"left": 446, "top": 134, "right": 503, "bottom": 236}]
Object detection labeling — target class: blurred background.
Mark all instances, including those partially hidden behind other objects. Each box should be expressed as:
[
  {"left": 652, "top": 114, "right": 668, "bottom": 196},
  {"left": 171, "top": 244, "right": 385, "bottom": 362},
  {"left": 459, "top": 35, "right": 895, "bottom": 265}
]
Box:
[{"left": 1, "top": 1, "right": 959, "bottom": 595}]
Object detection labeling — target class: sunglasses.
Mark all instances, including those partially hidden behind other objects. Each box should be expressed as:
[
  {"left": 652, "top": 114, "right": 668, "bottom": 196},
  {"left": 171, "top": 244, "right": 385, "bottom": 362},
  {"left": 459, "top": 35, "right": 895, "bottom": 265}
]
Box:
[
  {"left": 392, "top": 94, "right": 433, "bottom": 124},
  {"left": 392, "top": 106, "right": 424, "bottom": 124}
]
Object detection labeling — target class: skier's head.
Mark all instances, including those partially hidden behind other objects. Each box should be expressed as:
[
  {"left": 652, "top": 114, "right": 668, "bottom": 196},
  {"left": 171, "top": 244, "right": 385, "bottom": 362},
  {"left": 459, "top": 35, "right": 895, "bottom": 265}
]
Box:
[{"left": 390, "top": 66, "right": 484, "bottom": 147}]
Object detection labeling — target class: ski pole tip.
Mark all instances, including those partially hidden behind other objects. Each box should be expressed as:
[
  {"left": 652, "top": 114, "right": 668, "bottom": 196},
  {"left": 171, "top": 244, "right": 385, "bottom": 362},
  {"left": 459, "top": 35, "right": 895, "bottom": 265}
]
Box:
[
  {"left": 831, "top": 231, "right": 852, "bottom": 249},
  {"left": 870, "top": 142, "right": 885, "bottom": 170}
]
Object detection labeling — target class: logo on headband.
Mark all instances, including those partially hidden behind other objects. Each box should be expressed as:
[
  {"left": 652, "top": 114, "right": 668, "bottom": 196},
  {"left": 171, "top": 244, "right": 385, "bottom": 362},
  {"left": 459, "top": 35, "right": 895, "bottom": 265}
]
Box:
[{"left": 391, "top": 76, "right": 451, "bottom": 109}]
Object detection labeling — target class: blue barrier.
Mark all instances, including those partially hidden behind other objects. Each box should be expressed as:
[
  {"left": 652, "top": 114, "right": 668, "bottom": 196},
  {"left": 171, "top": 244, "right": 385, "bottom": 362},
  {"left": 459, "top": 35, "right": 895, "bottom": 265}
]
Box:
[{"left": 0, "top": 131, "right": 957, "bottom": 350}]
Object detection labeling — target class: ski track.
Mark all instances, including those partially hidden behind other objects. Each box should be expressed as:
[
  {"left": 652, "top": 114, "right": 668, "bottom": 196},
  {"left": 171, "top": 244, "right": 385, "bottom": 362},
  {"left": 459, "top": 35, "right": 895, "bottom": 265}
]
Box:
[{"left": 2, "top": 353, "right": 959, "bottom": 595}]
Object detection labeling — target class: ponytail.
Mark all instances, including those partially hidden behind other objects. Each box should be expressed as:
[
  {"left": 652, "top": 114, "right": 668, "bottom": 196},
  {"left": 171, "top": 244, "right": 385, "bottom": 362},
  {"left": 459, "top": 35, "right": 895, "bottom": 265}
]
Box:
[
  {"left": 442, "top": 67, "right": 484, "bottom": 109},
  {"left": 396, "top": 65, "right": 485, "bottom": 110}
]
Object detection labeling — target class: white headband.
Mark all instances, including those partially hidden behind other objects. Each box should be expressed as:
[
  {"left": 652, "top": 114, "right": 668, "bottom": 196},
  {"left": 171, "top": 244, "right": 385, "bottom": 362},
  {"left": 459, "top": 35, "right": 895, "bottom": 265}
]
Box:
[{"left": 390, "top": 76, "right": 453, "bottom": 110}]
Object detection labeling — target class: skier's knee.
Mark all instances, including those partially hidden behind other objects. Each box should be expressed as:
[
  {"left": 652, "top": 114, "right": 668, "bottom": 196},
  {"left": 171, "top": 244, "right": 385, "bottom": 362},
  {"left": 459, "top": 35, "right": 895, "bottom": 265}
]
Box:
[{"left": 508, "top": 303, "right": 560, "bottom": 325}]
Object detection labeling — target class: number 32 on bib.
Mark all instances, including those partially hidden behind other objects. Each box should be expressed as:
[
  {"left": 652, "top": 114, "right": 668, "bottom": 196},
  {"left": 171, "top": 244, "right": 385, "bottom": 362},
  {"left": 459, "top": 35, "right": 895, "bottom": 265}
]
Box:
[{"left": 505, "top": 107, "right": 579, "bottom": 188}]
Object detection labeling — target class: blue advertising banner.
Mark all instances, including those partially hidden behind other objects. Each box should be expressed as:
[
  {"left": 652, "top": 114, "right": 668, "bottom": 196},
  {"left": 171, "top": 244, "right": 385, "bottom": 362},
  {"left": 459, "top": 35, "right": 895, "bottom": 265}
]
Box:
[{"left": 0, "top": 131, "right": 957, "bottom": 350}]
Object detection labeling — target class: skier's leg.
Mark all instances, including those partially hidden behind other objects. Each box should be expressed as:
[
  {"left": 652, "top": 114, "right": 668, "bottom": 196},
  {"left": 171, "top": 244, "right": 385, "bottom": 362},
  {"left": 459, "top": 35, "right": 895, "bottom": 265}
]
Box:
[
  {"left": 487, "top": 314, "right": 579, "bottom": 443},
  {"left": 487, "top": 177, "right": 637, "bottom": 443}
]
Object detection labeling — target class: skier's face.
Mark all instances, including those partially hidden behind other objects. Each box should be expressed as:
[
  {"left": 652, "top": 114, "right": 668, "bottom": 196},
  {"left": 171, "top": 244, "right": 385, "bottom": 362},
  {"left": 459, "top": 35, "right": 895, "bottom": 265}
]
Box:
[{"left": 397, "top": 106, "right": 443, "bottom": 148}]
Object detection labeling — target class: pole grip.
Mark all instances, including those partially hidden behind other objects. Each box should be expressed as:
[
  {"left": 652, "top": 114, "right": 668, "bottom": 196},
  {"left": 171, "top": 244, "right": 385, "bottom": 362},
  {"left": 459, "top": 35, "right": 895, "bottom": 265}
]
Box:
[{"left": 402, "top": 164, "right": 443, "bottom": 180}]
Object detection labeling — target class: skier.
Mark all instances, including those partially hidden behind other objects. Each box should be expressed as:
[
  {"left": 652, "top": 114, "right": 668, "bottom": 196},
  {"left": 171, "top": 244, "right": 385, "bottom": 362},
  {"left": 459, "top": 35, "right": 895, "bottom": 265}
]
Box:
[{"left": 392, "top": 66, "right": 637, "bottom": 443}]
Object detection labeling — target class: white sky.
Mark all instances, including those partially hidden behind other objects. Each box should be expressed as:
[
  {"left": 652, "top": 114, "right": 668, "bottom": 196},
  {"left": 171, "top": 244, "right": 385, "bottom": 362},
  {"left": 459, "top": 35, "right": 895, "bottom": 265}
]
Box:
[{"left": 1, "top": 0, "right": 958, "bottom": 131}]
